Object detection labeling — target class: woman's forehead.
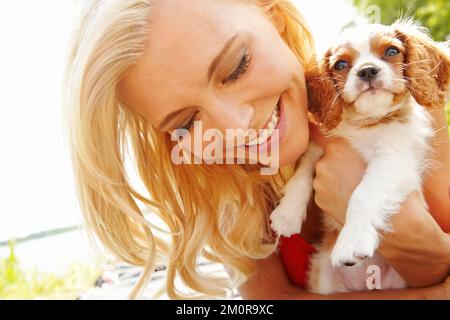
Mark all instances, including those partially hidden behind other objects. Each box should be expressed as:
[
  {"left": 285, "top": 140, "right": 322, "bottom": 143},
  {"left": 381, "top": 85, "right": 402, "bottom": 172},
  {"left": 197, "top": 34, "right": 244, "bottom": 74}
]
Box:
[
  {"left": 146, "top": 1, "right": 236, "bottom": 79},
  {"left": 147, "top": 0, "right": 261, "bottom": 66},
  {"left": 120, "top": 0, "right": 264, "bottom": 123}
]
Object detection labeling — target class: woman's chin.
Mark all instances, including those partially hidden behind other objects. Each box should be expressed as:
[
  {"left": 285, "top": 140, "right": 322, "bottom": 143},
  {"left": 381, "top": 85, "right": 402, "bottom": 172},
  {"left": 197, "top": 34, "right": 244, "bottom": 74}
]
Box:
[
  {"left": 278, "top": 153, "right": 302, "bottom": 168},
  {"left": 278, "top": 135, "right": 309, "bottom": 168}
]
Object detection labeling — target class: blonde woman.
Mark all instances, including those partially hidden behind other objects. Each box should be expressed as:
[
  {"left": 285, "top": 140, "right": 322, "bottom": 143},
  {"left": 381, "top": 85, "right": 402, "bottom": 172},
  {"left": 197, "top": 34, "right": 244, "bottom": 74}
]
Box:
[{"left": 65, "top": 0, "right": 450, "bottom": 299}]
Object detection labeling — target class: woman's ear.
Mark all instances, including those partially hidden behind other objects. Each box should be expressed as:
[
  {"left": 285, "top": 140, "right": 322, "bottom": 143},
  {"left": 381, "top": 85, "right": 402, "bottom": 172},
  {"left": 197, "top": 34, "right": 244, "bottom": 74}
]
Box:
[
  {"left": 394, "top": 20, "right": 450, "bottom": 109},
  {"left": 305, "top": 50, "right": 344, "bottom": 131}
]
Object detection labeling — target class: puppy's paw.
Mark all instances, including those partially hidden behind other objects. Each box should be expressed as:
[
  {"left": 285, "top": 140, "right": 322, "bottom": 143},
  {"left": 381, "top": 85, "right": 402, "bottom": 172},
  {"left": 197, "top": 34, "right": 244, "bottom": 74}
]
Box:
[
  {"left": 330, "top": 226, "right": 379, "bottom": 267},
  {"left": 270, "top": 201, "right": 306, "bottom": 237}
]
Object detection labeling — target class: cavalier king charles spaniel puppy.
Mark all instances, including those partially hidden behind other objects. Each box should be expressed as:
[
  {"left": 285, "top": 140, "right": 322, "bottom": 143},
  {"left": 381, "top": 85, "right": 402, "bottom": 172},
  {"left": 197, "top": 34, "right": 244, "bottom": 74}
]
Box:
[{"left": 270, "top": 20, "right": 450, "bottom": 294}]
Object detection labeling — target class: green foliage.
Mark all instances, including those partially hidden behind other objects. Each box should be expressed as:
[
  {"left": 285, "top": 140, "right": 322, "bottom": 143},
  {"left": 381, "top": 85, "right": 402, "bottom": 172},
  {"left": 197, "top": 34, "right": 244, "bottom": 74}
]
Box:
[
  {"left": 353, "top": 0, "right": 450, "bottom": 41},
  {"left": 0, "top": 241, "right": 101, "bottom": 300}
]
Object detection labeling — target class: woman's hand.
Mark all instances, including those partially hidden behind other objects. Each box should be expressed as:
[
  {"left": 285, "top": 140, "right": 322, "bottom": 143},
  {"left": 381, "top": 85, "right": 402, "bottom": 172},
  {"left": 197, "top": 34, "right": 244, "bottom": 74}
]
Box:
[
  {"left": 309, "top": 126, "right": 365, "bottom": 224},
  {"left": 377, "top": 191, "right": 450, "bottom": 287},
  {"left": 310, "top": 123, "right": 450, "bottom": 287},
  {"left": 423, "top": 107, "right": 450, "bottom": 231}
]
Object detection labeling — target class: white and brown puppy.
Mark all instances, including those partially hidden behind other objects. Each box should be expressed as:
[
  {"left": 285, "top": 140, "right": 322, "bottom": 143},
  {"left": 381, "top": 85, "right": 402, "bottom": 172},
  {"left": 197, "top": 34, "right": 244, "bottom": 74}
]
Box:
[{"left": 270, "top": 21, "right": 450, "bottom": 294}]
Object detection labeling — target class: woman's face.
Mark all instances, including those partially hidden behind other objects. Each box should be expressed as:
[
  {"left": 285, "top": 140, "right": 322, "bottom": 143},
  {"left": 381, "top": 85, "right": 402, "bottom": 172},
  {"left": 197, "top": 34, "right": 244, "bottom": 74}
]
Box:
[{"left": 119, "top": 0, "right": 310, "bottom": 167}]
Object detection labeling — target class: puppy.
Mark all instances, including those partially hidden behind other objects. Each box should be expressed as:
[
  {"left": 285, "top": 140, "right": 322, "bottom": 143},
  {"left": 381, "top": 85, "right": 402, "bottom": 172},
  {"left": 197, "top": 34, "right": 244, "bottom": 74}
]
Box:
[{"left": 270, "top": 20, "right": 450, "bottom": 294}]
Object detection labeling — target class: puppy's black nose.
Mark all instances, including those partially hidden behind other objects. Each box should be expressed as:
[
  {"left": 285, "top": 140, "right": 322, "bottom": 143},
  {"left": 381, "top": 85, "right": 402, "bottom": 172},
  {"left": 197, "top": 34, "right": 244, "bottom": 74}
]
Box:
[{"left": 357, "top": 66, "right": 379, "bottom": 82}]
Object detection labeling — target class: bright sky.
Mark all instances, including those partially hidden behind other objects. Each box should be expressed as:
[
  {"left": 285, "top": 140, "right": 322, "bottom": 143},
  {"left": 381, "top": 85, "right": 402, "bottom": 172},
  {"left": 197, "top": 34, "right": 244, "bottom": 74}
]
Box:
[
  {"left": 0, "top": 0, "right": 362, "bottom": 241},
  {"left": 0, "top": 0, "right": 81, "bottom": 240}
]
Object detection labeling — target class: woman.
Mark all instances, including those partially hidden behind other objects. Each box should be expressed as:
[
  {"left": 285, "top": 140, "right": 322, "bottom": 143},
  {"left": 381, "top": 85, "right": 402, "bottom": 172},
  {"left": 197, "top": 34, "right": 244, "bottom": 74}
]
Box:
[{"left": 65, "top": 0, "right": 450, "bottom": 299}]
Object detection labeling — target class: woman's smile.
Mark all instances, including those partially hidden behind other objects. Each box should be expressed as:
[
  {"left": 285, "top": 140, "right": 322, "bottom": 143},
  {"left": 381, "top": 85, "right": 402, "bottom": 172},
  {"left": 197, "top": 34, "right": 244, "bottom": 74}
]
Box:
[
  {"left": 245, "top": 97, "right": 280, "bottom": 146},
  {"left": 244, "top": 94, "right": 287, "bottom": 157}
]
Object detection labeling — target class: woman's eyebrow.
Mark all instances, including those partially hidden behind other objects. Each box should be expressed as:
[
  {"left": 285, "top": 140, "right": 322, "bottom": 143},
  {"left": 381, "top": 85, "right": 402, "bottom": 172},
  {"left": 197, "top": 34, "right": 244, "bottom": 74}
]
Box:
[
  {"left": 207, "top": 33, "right": 239, "bottom": 82},
  {"left": 158, "top": 34, "right": 240, "bottom": 131}
]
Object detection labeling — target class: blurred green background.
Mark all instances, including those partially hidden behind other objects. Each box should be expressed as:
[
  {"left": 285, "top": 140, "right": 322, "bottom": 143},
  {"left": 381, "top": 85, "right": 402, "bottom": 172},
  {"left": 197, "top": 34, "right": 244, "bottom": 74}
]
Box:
[
  {"left": 1, "top": 242, "right": 100, "bottom": 300},
  {"left": 354, "top": 0, "right": 450, "bottom": 41},
  {"left": 353, "top": 0, "right": 450, "bottom": 133}
]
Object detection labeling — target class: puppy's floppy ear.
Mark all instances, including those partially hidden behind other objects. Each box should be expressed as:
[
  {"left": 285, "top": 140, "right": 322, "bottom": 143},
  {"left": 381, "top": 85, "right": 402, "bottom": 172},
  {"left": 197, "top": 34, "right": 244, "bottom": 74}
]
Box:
[
  {"left": 394, "top": 20, "right": 450, "bottom": 109},
  {"left": 305, "top": 50, "right": 343, "bottom": 131}
]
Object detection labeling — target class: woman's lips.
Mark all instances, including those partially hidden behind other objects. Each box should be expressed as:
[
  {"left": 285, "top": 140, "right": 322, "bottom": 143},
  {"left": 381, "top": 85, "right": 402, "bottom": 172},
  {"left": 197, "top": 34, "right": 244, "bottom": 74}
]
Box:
[
  {"left": 245, "top": 101, "right": 280, "bottom": 146},
  {"left": 246, "top": 95, "right": 286, "bottom": 153}
]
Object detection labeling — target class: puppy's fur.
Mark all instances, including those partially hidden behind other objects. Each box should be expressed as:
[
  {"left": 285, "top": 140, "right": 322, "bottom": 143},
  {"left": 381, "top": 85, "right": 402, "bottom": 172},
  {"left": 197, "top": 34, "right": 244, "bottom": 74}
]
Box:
[{"left": 270, "top": 21, "right": 450, "bottom": 294}]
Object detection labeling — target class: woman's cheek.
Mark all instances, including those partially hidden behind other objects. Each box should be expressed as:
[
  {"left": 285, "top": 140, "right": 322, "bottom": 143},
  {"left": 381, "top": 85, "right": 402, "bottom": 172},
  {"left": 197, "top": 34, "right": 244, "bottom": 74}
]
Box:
[
  {"left": 279, "top": 86, "right": 310, "bottom": 166},
  {"left": 278, "top": 127, "right": 309, "bottom": 167}
]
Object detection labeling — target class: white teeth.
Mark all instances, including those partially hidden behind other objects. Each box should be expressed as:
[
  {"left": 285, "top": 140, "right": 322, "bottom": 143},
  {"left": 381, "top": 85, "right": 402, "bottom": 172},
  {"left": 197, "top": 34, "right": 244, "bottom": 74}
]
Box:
[
  {"left": 271, "top": 113, "right": 279, "bottom": 123},
  {"left": 246, "top": 103, "right": 280, "bottom": 146},
  {"left": 258, "top": 130, "right": 269, "bottom": 144},
  {"left": 246, "top": 136, "right": 260, "bottom": 146}
]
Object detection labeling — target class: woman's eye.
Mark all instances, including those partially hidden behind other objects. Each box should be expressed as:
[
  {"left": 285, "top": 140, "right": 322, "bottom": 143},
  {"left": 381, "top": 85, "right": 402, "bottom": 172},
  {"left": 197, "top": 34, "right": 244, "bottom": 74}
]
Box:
[
  {"left": 385, "top": 46, "right": 400, "bottom": 57},
  {"left": 222, "top": 50, "right": 251, "bottom": 85},
  {"left": 334, "top": 60, "right": 348, "bottom": 71}
]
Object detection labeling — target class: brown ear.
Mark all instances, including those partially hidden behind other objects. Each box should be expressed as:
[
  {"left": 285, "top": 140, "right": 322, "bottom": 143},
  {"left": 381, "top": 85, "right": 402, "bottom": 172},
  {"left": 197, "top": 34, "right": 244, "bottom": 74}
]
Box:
[
  {"left": 395, "top": 20, "right": 450, "bottom": 109},
  {"left": 305, "top": 50, "right": 344, "bottom": 131}
]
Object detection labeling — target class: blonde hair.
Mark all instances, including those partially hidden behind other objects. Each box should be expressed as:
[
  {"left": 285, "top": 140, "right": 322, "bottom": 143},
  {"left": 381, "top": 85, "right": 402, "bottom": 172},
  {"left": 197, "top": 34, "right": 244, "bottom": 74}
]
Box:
[{"left": 65, "top": 0, "right": 315, "bottom": 299}]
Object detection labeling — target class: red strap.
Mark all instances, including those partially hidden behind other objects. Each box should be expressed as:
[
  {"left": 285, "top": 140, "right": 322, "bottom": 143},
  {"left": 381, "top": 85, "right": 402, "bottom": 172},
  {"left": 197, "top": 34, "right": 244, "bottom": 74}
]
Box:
[{"left": 279, "top": 234, "right": 316, "bottom": 289}]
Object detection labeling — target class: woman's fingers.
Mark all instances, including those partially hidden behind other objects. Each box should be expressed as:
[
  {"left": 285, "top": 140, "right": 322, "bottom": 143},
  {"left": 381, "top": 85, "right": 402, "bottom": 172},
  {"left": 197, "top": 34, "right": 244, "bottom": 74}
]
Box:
[{"left": 309, "top": 128, "right": 367, "bottom": 223}]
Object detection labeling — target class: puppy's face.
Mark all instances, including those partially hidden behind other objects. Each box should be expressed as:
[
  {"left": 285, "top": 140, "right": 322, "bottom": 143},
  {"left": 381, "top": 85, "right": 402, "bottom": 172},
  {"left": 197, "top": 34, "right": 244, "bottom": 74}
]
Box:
[
  {"left": 307, "top": 21, "right": 450, "bottom": 130},
  {"left": 330, "top": 24, "right": 406, "bottom": 117}
]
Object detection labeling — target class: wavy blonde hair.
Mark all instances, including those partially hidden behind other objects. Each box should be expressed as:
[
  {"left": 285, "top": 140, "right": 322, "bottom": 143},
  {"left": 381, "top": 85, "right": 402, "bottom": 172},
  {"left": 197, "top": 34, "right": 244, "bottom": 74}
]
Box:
[{"left": 65, "top": 0, "right": 315, "bottom": 299}]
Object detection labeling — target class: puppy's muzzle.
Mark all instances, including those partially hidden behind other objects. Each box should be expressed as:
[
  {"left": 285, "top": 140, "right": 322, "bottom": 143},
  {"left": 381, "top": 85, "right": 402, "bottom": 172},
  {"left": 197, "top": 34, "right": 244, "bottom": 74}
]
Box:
[{"left": 357, "top": 65, "right": 380, "bottom": 82}]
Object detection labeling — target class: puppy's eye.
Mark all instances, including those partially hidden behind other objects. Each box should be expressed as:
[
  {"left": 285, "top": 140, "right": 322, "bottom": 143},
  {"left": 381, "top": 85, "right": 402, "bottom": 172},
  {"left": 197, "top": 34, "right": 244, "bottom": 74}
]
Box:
[
  {"left": 334, "top": 60, "right": 348, "bottom": 71},
  {"left": 385, "top": 46, "right": 400, "bottom": 57}
]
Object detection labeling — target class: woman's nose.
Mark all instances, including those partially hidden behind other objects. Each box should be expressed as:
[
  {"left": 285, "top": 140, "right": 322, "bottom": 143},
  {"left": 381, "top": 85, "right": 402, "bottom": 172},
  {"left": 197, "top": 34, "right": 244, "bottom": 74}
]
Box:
[{"left": 203, "top": 100, "right": 254, "bottom": 132}]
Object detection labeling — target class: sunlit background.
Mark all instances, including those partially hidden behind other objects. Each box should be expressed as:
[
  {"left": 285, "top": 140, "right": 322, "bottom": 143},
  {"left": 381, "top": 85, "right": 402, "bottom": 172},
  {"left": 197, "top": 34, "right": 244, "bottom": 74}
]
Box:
[{"left": 0, "top": 0, "right": 448, "bottom": 299}]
